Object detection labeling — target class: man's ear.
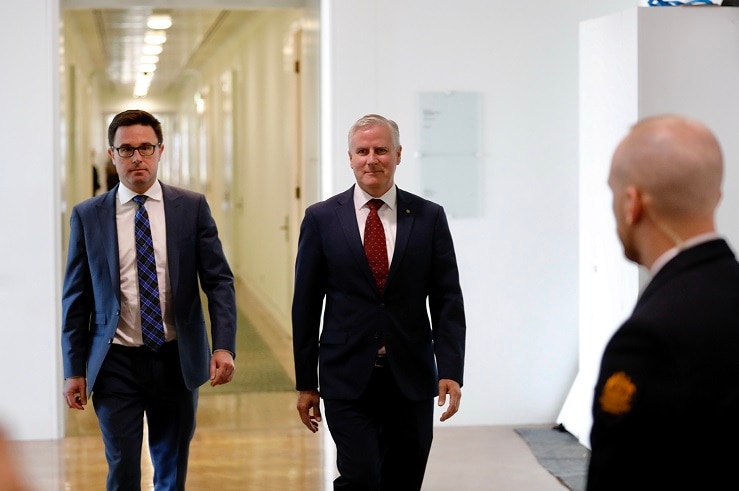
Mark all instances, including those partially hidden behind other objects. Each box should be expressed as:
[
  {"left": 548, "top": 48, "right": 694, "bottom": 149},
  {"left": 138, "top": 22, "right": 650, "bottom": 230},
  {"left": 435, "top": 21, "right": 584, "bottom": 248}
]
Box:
[{"left": 625, "top": 185, "right": 643, "bottom": 226}]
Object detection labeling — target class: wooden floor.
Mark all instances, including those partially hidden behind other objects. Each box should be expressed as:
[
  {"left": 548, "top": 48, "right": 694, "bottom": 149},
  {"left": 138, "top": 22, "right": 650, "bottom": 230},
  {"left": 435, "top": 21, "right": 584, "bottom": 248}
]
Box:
[{"left": 8, "top": 390, "right": 568, "bottom": 490}]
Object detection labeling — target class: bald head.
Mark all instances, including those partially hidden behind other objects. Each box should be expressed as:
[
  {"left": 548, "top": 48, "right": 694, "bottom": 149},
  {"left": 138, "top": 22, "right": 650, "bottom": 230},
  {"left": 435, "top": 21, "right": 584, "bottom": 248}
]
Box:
[
  {"left": 610, "top": 115, "right": 723, "bottom": 220},
  {"left": 609, "top": 115, "right": 724, "bottom": 267}
]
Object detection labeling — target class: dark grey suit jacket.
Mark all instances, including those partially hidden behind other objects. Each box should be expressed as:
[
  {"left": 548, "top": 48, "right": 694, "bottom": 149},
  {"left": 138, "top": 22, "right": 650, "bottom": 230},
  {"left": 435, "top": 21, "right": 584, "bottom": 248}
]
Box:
[
  {"left": 292, "top": 185, "right": 466, "bottom": 401},
  {"left": 61, "top": 182, "right": 236, "bottom": 394}
]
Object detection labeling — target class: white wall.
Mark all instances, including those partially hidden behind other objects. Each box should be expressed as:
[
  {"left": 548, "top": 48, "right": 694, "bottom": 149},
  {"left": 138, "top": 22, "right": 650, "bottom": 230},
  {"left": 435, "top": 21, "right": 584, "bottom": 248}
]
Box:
[
  {"left": 0, "top": 0, "right": 63, "bottom": 440},
  {"left": 171, "top": 8, "right": 321, "bottom": 336},
  {"left": 0, "top": 0, "right": 649, "bottom": 441},
  {"left": 562, "top": 5, "right": 739, "bottom": 448},
  {"left": 325, "top": 0, "right": 638, "bottom": 426}
]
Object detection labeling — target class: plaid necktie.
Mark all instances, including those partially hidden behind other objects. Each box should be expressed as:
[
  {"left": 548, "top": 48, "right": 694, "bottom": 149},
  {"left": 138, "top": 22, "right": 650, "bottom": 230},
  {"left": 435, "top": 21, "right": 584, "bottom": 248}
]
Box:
[
  {"left": 364, "top": 199, "right": 388, "bottom": 293},
  {"left": 132, "top": 195, "right": 165, "bottom": 351}
]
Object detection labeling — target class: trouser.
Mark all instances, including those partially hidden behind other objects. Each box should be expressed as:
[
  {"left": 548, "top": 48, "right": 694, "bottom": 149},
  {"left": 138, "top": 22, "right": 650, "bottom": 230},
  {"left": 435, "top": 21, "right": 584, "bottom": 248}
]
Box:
[
  {"left": 324, "top": 361, "right": 434, "bottom": 491},
  {"left": 92, "top": 342, "right": 198, "bottom": 491}
]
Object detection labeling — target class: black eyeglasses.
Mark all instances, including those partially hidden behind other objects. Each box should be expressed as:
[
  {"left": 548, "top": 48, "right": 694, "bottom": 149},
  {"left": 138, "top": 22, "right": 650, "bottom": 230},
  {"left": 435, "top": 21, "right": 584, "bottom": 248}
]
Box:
[{"left": 111, "top": 143, "right": 160, "bottom": 158}]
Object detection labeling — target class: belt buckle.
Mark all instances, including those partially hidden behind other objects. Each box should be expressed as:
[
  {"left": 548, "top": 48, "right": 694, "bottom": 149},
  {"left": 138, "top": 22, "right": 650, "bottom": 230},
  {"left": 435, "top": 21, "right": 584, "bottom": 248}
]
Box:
[{"left": 374, "top": 354, "right": 387, "bottom": 368}]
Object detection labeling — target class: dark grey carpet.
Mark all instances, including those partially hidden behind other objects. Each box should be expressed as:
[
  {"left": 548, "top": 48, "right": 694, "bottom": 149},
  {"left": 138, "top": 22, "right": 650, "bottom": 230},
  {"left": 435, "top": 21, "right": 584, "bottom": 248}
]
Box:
[
  {"left": 514, "top": 425, "right": 590, "bottom": 491},
  {"left": 200, "top": 309, "right": 294, "bottom": 395}
]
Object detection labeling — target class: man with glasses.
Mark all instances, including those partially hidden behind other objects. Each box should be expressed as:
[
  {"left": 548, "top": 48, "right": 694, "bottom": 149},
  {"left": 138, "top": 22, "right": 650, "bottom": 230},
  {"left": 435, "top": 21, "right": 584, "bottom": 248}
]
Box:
[{"left": 61, "top": 109, "right": 237, "bottom": 491}]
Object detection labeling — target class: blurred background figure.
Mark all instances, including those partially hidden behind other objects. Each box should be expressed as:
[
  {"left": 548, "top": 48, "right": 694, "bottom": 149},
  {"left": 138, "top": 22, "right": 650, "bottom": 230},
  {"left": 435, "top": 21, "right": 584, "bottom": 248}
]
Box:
[
  {"left": 0, "top": 427, "right": 33, "bottom": 491},
  {"left": 105, "top": 159, "right": 119, "bottom": 191},
  {"left": 91, "top": 148, "right": 101, "bottom": 197}
]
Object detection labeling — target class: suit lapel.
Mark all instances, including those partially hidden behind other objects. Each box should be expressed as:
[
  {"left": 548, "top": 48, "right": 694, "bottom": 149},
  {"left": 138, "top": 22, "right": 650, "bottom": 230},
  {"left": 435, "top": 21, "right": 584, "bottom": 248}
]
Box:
[
  {"left": 336, "top": 185, "right": 416, "bottom": 292},
  {"left": 162, "top": 183, "right": 182, "bottom": 296},
  {"left": 96, "top": 188, "right": 121, "bottom": 302},
  {"left": 390, "top": 188, "right": 414, "bottom": 282},
  {"left": 335, "top": 187, "right": 378, "bottom": 288}
]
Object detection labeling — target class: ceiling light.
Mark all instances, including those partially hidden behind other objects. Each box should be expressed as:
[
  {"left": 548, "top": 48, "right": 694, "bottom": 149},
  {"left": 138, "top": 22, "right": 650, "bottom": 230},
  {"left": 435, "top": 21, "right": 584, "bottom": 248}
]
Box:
[
  {"left": 142, "top": 45, "right": 163, "bottom": 55},
  {"left": 144, "top": 30, "right": 167, "bottom": 45},
  {"left": 134, "top": 73, "right": 154, "bottom": 98},
  {"left": 147, "top": 14, "right": 172, "bottom": 30},
  {"left": 194, "top": 92, "right": 206, "bottom": 114},
  {"left": 139, "top": 63, "right": 157, "bottom": 73},
  {"left": 133, "top": 86, "right": 149, "bottom": 98},
  {"left": 140, "top": 55, "right": 159, "bottom": 64}
]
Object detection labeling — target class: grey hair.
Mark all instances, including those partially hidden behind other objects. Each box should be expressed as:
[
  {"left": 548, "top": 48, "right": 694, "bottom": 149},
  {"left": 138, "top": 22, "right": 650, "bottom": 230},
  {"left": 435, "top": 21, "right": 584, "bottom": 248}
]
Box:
[{"left": 348, "top": 114, "right": 401, "bottom": 149}]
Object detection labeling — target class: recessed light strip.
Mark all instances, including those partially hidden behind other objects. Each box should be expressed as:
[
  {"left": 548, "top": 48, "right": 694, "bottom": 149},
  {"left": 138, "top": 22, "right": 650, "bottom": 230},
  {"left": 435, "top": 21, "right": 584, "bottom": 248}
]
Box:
[{"left": 134, "top": 14, "right": 172, "bottom": 98}]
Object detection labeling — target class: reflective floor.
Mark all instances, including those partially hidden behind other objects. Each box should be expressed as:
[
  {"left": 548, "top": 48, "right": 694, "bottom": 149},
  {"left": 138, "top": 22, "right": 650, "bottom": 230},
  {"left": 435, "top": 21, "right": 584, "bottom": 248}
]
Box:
[
  {"left": 8, "top": 294, "right": 567, "bottom": 490},
  {"left": 11, "top": 395, "right": 568, "bottom": 490}
]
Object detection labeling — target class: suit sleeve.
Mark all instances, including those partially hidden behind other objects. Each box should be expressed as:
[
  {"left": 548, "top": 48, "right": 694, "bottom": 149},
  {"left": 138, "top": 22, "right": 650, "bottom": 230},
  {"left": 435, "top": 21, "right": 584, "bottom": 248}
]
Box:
[
  {"left": 291, "top": 208, "right": 328, "bottom": 391},
  {"left": 429, "top": 206, "right": 466, "bottom": 386},
  {"left": 195, "top": 195, "right": 237, "bottom": 356},
  {"left": 61, "top": 206, "right": 94, "bottom": 379}
]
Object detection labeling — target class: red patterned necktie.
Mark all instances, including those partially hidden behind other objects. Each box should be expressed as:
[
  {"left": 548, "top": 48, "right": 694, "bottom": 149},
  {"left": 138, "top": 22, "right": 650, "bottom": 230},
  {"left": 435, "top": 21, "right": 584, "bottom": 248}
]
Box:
[{"left": 364, "top": 198, "right": 388, "bottom": 292}]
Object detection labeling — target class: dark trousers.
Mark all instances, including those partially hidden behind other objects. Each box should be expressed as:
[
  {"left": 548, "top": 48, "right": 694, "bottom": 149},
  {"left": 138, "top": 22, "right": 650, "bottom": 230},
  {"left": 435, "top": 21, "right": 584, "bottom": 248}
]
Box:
[
  {"left": 324, "top": 363, "right": 434, "bottom": 491},
  {"left": 92, "top": 342, "right": 198, "bottom": 491}
]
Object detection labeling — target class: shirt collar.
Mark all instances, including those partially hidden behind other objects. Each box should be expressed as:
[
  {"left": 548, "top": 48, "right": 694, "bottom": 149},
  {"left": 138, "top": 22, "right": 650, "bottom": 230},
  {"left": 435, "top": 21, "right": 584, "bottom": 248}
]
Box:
[
  {"left": 353, "top": 185, "right": 397, "bottom": 211},
  {"left": 650, "top": 231, "right": 722, "bottom": 275},
  {"left": 118, "top": 180, "right": 163, "bottom": 205}
]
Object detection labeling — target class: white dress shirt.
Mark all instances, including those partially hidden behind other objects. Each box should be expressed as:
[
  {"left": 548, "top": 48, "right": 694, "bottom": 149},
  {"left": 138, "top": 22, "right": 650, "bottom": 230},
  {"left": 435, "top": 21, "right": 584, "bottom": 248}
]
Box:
[{"left": 115, "top": 181, "right": 175, "bottom": 346}]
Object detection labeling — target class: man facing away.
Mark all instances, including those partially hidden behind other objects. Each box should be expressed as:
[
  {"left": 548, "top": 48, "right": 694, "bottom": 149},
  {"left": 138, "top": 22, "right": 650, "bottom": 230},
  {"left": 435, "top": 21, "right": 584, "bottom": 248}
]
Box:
[
  {"left": 292, "top": 113, "right": 466, "bottom": 490},
  {"left": 587, "top": 114, "right": 739, "bottom": 490},
  {"left": 61, "top": 109, "right": 237, "bottom": 491}
]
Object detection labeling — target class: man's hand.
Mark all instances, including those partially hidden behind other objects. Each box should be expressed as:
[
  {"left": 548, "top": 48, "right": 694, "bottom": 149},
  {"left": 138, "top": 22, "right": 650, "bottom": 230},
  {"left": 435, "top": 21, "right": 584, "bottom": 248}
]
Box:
[
  {"left": 210, "top": 350, "right": 235, "bottom": 386},
  {"left": 63, "top": 377, "right": 87, "bottom": 410},
  {"left": 438, "top": 379, "right": 462, "bottom": 422},
  {"left": 296, "top": 390, "right": 322, "bottom": 433}
]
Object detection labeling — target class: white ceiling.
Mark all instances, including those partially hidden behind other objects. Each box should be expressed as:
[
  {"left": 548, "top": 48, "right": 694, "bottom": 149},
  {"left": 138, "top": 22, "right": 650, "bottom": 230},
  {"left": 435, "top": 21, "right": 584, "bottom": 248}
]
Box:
[
  {"left": 61, "top": 0, "right": 306, "bottom": 99},
  {"left": 65, "top": 9, "right": 226, "bottom": 98}
]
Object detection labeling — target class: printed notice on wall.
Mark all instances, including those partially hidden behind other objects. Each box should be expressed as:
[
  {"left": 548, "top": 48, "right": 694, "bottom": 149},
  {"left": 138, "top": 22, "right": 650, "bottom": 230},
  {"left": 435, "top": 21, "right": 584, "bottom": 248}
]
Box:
[{"left": 419, "top": 91, "right": 482, "bottom": 218}]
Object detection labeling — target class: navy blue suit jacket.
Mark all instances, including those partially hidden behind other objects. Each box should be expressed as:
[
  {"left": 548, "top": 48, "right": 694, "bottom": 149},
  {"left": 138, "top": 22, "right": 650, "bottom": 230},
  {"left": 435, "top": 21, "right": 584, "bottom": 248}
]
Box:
[
  {"left": 587, "top": 239, "right": 739, "bottom": 490},
  {"left": 292, "top": 185, "right": 466, "bottom": 401},
  {"left": 61, "top": 182, "right": 236, "bottom": 395}
]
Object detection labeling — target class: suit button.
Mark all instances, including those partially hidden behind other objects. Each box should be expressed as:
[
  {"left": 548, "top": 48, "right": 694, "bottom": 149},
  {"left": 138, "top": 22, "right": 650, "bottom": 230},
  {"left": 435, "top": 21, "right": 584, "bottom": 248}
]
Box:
[{"left": 379, "top": 302, "right": 385, "bottom": 308}]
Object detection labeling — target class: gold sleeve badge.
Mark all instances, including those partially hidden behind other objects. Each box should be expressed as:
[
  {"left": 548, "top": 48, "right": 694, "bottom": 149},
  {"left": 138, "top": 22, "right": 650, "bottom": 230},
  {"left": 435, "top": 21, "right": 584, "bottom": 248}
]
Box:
[{"left": 599, "top": 371, "right": 636, "bottom": 415}]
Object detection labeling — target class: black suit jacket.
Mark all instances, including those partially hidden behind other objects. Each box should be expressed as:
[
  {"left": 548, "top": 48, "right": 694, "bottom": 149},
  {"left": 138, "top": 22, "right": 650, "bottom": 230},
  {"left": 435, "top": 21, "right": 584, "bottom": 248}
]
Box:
[
  {"left": 292, "top": 185, "right": 466, "bottom": 400},
  {"left": 61, "top": 182, "right": 237, "bottom": 394},
  {"left": 587, "top": 239, "right": 739, "bottom": 490}
]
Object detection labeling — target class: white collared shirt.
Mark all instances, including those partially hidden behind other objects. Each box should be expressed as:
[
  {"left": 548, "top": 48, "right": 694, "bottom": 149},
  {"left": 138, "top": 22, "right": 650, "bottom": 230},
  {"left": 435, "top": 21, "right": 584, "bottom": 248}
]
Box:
[
  {"left": 353, "top": 185, "right": 397, "bottom": 266},
  {"left": 115, "top": 181, "right": 175, "bottom": 346}
]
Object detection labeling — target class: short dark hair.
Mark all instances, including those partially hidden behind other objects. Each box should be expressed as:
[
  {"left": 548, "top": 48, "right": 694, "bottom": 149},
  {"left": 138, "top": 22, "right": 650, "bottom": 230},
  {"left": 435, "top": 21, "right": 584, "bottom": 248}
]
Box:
[{"left": 108, "top": 109, "right": 163, "bottom": 147}]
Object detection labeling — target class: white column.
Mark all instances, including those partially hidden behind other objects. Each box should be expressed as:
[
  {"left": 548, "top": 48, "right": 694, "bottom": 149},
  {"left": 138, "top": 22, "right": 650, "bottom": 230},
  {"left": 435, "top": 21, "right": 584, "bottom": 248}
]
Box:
[
  {"left": 0, "top": 0, "right": 63, "bottom": 440},
  {"left": 561, "top": 5, "right": 739, "bottom": 448}
]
